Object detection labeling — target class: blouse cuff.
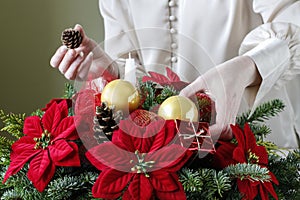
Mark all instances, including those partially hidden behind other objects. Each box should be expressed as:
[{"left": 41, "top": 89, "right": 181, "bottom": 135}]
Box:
[{"left": 239, "top": 22, "right": 300, "bottom": 111}]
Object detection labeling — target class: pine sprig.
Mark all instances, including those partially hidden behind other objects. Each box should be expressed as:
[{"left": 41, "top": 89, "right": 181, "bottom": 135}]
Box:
[
  {"left": 0, "top": 110, "right": 25, "bottom": 139},
  {"left": 156, "top": 85, "right": 178, "bottom": 104},
  {"left": 224, "top": 163, "right": 271, "bottom": 182},
  {"left": 236, "top": 99, "right": 285, "bottom": 126},
  {"left": 180, "top": 168, "right": 231, "bottom": 199},
  {"left": 269, "top": 150, "right": 300, "bottom": 200},
  {"left": 63, "top": 83, "right": 76, "bottom": 99},
  {"left": 138, "top": 81, "right": 158, "bottom": 110}
]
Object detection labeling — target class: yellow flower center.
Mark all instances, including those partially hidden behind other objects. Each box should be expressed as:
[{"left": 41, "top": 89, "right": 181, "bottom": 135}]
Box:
[
  {"left": 247, "top": 149, "right": 259, "bottom": 164},
  {"left": 130, "top": 150, "right": 155, "bottom": 178},
  {"left": 34, "top": 130, "right": 52, "bottom": 150}
]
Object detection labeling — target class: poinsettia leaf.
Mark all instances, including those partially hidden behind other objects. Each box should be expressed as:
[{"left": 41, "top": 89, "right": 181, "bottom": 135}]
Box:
[
  {"left": 233, "top": 147, "right": 247, "bottom": 163},
  {"left": 253, "top": 146, "right": 268, "bottom": 166},
  {"left": 125, "top": 175, "right": 153, "bottom": 200},
  {"left": 237, "top": 179, "right": 259, "bottom": 200},
  {"left": 212, "top": 141, "right": 236, "bottom": 169},
  {"left": 147, "top": 144, "right": 192, "bottom": 172},
  {"left": 166, "top": 67, "right": 181, "bottom": 82},
  {"left": 86, "top": 142, "right": 134, "bottom": 172},
  {"left": 148, "top": 71, "right": 170, "bottom": 84},
  {"left": 262, "top": 179, "right": 278, "bottom": 200},
  {"left": 92, "top": 169, "right": 133, "bottom": 199},
  {"left": 52, "top": 141, "right": 80, "bottom": 167},
  {"left": 150, "top": 171, "right": 178, "bottom": 192},
  {"left": 244, "top": 123, "right": 258, "bottom": 151},
  {"left": 23, "top": 116, "right": 43, "bottom": 137},
  {"left": 53, "top": 116, "right": 78, "bottom": 140},
  {"left": 11, "top": 136, "right": 36, "bottom": 154},
  {"left": 170, "top": 81, "right": 189, "bottom": 91},
  {"left": 3, "top": 149, "right": 40, "bottom": 183},
  {"left": 28, "top": 150, "right": 51, "bottom": 181},
  {"left": 27, "top": 158, "right": 56, "bottom": 192},
  {"left": 149, "top": 120, "right": 177, "bottom": 152},
  {"left": 42, "top": 101, "right": 68, "bottom": 134},
  {"left": 230, "top": 124, "right": 246, "bottom": 151},
  {"left": 49, "top": 140, "right": 74, "bottom": 162},
  {"left": 112, "top": 128, "right": 136, "bottom": 153},
  {"left": 155, "top": 173, "right": 187, "bottom": 200}
]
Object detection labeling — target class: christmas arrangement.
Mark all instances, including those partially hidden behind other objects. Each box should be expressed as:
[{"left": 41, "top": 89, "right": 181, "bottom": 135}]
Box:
[{"left": 0, "top": 30, "right": 299, "bottom": 200}]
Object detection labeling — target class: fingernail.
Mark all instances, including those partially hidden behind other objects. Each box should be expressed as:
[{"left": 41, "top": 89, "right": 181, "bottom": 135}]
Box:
[
  {"left": 79, "top": 51, "right": 84, "bottom": 57},
  {"left": 60, "top": 46, "right": 68, "bottom": 52},
  {"left": 88, "top": 52, "right": 94, "bottom": 58}
]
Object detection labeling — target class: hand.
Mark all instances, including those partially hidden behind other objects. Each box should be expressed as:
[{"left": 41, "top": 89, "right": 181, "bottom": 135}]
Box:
[
  {"left": 180, "top": 56, "right": 261, "bottom": 141},
  {"left": 50, "top": 24, "right": 118, "bottom": 81}
]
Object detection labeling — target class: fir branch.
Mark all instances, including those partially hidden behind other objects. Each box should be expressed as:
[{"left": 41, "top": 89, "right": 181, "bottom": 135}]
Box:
[
  {"left": 236, "top": 99, "right": 285, "bottom": 127},
  {"left": 180, "top": 168, "right": 231, "bottom": 200},
  {"left": 138, "top": 81, "right": 158, "bottom": 110},
  {"left": 249, "top": 123, "right": 271, "bottom": 139},
  {"left": 224, "top": 163, "right": 271, "bottom": 182},
  {"left": 63, "top": 83, "right": 76, "bottom": 99},
  {"left": 156, "top": 85, "right": 178, "bottom": 104},
  {"left": 31, "top": 109, "right": 44, "bottom": 118},
  {"left": 269, "top": 150, "right": 300, "bottom": 200},
  {"left": 0, "top": 110, "right": 25, "bottom": 139}
]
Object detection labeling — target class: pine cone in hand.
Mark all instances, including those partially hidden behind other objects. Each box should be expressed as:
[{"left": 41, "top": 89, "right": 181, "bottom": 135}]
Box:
[
  {"left": 94, "top": 102, "right": 123, "bottom": 143},
  {"left": 61, "top": 28, "right": 82, "bottom": 49}
]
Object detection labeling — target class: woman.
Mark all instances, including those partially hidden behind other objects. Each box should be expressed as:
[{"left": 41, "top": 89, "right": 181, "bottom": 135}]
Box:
[{"left": 50, "top": 0, "right": 300, "bottom": 148}]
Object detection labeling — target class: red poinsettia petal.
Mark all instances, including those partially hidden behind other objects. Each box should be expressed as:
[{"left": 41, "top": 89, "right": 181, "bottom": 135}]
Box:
[
  {"left": 27, "top": 157, "right": 56, "bottom": 192},
  {"left": 11, "top": 136, "right": 36, "bottom": 154},
  {"left": 42, "top": 100, "right": 68, "bottom": 134},
  {"left": 112, "top": 128, "right": 136, "bottom": 153},
  {"left": 149, "top": 120, "right": 177, "bottom": 152},
  {"left": 142, "top": 71, "right": 170, "bottom": 84},
  {"left": 261, "top": 181, "right": 278, "bottom": 200},
  {"left": 42, "top": 98, "right": 72, "bottom": 111},
  {"left": 49, "top": 140, "right": 74, "bottom": 162},
  {"left": 86, "top": 142, "right": 134, "bottom": 172},
  {"left": 51, "top": 141, "right": 80, "bottom": 167},
  {"left": 53, "top": 116, "right": 78, "bottom": 140},
  {"left": 230, "top": 124, "right": 246, "bottom": 151},
  {"left": 252, "top": 146, "right": 268, "bottom": 166},
  {"left": 150, "top": 171, "right": 179, "bottom": 192},
  {"left": 233, "top": 147, "right": 247, "bottom": 163},
  {"left": 147, "top": 144, "right": 192, "bottom": 172},
  {"left": 27, "top": 150, "right": 51, "bottom": 181},
  {"left": 23, "top": 116, "right": 43, "bottom": 137},
  {"left": 237, "top": 179, "right": 259, "bottom": 200},
  {"left": 92, "top": 169, "right": 133, "bottom": 199},
  {"left": 3, "top": 149, "right": 41, "bottom": 183},
  {"left": 212, "top": 141, "right": 236, "bottom": 169},
  {"left": 244, "top": 123, "right": 258, "bottom": 151},
  {"left": 166, "top": 67, "right": 181, "bottom": 82},
  {"left": 123, "top": 175, "right": 153, "bottom": 200},
  {"left": 270, "top": 172, "right": 279, "bottom": 185},
  {"left": 155, "top": 173, "right": 187, "bottom": 200}
]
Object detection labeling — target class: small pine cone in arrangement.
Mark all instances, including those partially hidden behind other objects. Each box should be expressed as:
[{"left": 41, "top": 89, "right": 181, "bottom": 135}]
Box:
[
  {"left": 61, "top": 28, "right": 82, "bottom": 49},
  {"left": 94, "top": 102, "right": 123, "bottom": 143}
]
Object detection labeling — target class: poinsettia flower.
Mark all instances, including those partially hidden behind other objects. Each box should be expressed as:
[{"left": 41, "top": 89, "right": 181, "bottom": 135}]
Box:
[
  {"left": 3, "top": 100, "right": 80, "bottom": 192},
  {"left": 142, "top": 67, "right": 188, "bottom": 90},
  {"left": 213, "top": 123, "right": 278, "bottom": 200},
  {"left": 86, "top": 117, "right": 193, "bottom": 200}
]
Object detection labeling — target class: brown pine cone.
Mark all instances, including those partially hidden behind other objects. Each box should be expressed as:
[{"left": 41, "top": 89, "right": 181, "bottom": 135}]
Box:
[{"left": 61, "top": 28, "right": 82, "bottom": 49}]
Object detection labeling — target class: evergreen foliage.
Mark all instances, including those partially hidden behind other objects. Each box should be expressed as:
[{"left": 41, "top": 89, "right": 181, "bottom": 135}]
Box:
[
  {"left": 0, "top": 110, "right": 25, "bottom": 139},
  {"left": 180, "top": 168, "right": 231, "bottom": 199},
  {"left": 63, "top": 83, "right": 76, "bottom": 99}
]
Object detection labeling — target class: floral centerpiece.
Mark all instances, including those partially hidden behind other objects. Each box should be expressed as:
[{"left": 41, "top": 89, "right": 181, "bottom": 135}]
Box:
[{"left": 0, "top": 68, "right": 299, "bottom": 200}]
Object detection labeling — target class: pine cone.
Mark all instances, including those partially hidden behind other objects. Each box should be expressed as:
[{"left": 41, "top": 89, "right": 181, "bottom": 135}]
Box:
[
  {"left": 61, "top": 28, "right": 82, "bottom": 49},
  {"left": 94, "top": 102, "right": 123, "bottom": 143}
]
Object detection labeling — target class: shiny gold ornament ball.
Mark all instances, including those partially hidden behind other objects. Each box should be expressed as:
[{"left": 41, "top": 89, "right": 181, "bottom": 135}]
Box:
[
  {"left": 101, "top": 79, "right": 140, "bottom": 113},
  {"left": 158, "top": 95, "right": 199, "bottom": 122}
]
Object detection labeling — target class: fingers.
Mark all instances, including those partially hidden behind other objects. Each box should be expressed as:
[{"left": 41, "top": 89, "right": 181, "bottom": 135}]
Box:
[
  {"left": 58, "top": 49, "right": 77, "bottom": 74},
  {"left": 210, "top": 123, "right": 233, "bottom": 141},
  {"left": 64, "top": 52, "right": 85, "bottom": 80},
  {"left": 179, "top": 76, "right": 205, "bottom": 97},
  {"left": 50, "top": 46, "right": 68, "bottom": 68},
  {"left": 76, "top": 52, "right": 94, "bottom": 81}
]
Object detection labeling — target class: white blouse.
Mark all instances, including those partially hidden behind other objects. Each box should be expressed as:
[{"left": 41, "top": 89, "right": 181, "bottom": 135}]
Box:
[{"left": 98, "top": 0, "right": 300, "bottom": 148}]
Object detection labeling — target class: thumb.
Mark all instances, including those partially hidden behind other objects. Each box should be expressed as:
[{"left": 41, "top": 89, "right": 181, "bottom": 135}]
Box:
[{"left": 74, "top": 24, "right": 88, "bottom": 42}]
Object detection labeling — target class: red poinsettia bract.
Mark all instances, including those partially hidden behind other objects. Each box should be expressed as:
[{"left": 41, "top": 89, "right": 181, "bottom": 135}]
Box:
[
  {"left": 86, "top": 118, "right": 193, "bottom": 200},
  {"left": 3, "top": 100, "right": 80, "bottom": 192},
  {"left": 214, "top": 123, "right": 278, "bottom": 200}
]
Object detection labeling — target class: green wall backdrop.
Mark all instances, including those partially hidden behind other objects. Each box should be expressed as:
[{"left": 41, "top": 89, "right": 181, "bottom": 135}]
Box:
[{"left": 0, "top": 0, "right": 104, "bottom": 114}]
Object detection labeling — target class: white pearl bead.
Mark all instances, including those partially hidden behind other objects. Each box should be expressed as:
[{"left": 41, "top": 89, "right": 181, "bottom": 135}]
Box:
[
  {"left": 171, "top": 56, "right": 178, "bottom": 62},
  {"left": 171, "top": 43, "right": 178, "bottom": 49},
  {"left": 170, "top": 28, "right": 176, "bottom": 34},
  {"left": 169, "top": 1, "right": 175, "bottom": 7},
  {"left": 169, "top": 15, "right": 176, "bottom": 21}
]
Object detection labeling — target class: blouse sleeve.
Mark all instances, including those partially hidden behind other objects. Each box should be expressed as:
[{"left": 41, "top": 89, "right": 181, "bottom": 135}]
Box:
[
  {"left": 99, "top": 0, "right": 146, "bottom": 78},
  {"left": 239, "top": 0, "right": 300, "bottom": 110}
]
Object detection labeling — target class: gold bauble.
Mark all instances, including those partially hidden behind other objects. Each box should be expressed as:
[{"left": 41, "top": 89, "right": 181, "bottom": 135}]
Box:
[
  {"left": 158, "top": 95, "right": 199, "bottom": 122},
  {"left": 101, "top": 79, "right": 140, "bottom": 113}
]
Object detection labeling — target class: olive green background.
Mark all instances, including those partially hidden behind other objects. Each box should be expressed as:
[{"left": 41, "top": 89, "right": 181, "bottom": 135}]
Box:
[{"left": 0, "top": 0, "right": 104, "bottom": 114}]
